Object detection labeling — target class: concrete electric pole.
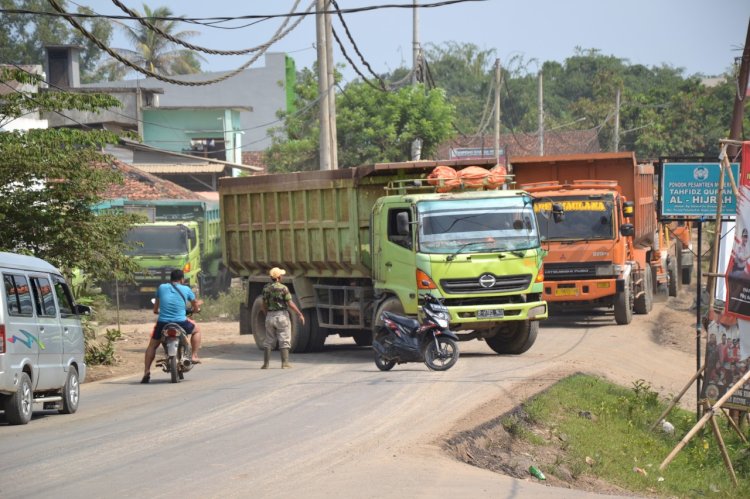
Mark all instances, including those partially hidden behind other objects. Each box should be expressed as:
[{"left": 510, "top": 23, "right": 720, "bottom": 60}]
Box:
[
  {"left": 316, "top": 0, "right": 331, "bottom": 170},
  {"left": 494, "top": 59, "right": 501, "bottom": 167},
  {"left": 325, "top": 3, "right": 338, "bottom": 169},
  {"left": 538, "top": 70, "right": 544, "bottom": 156},
  {"left": 410, "top": 0, "right": 422, "bottom": 160}
]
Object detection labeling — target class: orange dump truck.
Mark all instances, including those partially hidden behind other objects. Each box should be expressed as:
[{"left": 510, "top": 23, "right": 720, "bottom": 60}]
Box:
[{"left": 511, "top": 152, "right": 683, "bottom": 324}]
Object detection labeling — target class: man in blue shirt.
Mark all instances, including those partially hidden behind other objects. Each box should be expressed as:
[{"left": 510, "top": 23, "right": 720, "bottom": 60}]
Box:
[{"left": 141, "top": 269, "right": 202, "bottom": 384}]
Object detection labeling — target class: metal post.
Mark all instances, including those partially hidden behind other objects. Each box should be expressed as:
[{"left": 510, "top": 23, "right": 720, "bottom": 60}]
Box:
[
  {"left": 538, "top": 70, "right": 544, "bottom": 156},
  {"left": 613, "top": 88, "right": 620, "bottom": 152},
  {"left": 696, "top": 219, "right": 702, "bottom": 420}
]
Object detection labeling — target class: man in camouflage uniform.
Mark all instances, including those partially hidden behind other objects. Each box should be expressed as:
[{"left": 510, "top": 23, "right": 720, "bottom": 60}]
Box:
[{"left": 261, "top": 267, "right": 305, "bottom": 368}]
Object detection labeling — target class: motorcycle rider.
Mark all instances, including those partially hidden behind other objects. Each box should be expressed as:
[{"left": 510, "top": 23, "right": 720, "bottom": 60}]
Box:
[
  {"left": 261, "top": 267, "right": 305, "bottom": 369},
  {"left": 141, "top": 269, "right": 202, "bottom": 384}
]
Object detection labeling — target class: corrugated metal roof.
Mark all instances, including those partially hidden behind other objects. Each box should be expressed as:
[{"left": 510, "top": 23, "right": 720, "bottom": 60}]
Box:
[{"left": 134, "top": 163, "right": 227, "bottom": 174}]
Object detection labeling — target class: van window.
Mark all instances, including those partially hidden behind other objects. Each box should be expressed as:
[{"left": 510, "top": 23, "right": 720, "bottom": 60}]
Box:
[
  {"left": 4, "top": 274, "right": 34, "bottom": 317},
  {"left": 31, "top": 277, "right": 57, "bottom": 317},
  {"left": 52, "top": 277, "right": 75, "bottom": 317}
]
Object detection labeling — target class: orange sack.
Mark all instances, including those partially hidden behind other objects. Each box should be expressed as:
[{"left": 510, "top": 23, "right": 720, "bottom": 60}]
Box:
[
  {"left": 457, "top": 166, "right": 493, "bottom": 189},
  {"left": 427, "top": 166, "right": 460, "bottom": 193}
]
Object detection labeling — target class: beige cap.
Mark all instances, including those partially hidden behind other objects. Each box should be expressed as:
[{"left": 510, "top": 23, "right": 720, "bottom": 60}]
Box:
[{"left": 269, "top": 267, "right": 286, "bottom": 279}]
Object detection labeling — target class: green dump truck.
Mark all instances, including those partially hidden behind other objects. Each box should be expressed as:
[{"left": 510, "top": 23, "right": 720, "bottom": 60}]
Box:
[
  {"left": 220, "top": 159, "right": 557, "bottom": 353},
  {"left": 94, "top": 199, "right": 226, "bottom": 304}
]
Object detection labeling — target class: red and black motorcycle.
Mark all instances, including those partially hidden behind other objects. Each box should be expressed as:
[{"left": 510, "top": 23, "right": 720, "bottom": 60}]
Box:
[{"left": 372, "top": 294, "right": 460, "bottom": 371}]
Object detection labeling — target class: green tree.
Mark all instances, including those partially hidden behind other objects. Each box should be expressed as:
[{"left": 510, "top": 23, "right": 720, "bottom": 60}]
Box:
[
  {"left": 101, "top": 4, "right": 204, "bottom": 78},
  {"left": 0, "top": 67, "right": 141, "bottom": 282},
  {"left": 0, "top": 0, "right": 113, "bottom": 83},
  {"left": 265, "top": 68, "right": 456, "bottom": 171}
]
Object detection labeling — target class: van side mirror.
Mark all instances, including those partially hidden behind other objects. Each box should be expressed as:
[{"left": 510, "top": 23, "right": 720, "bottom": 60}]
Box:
[
  {"left": 552, "top": 203, "right": 565, "bottom": 223},
  {"left": 74, "top": 304, "right": 91, "bottom": 316},
  {"left": 396, "top": 211, "right": 410, "bottom": 236},
  {"left": 620, "top": 224, "right": 635, "bottom": 237}
]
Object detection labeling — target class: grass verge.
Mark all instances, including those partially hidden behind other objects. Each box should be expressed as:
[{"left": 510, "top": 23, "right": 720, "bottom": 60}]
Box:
[{"left": 455, "top": 373, "right": 750, "bottom": 497}]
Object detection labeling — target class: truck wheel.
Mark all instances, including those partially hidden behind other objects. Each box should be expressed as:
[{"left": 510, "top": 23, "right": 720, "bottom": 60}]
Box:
[
  {"left": 353, "top": 330, "right": 372, "bottom": 347},
  {"left": 676, "top": 240, "right": 693, "bottom": 285},
  {"left": 374, "top": 297, "right": 405, "bottom": 329},
  {"left": 305, "top": 310, "right": 326, "bottom": 352},
  {"left": 485, "top": 320, "right": 538, "bottom": 355},
  {"left": 291, "top": 296, "right": 310, "bottom": 353},
  {"left": 6, "top": 372, "right": 33, "bottom": 425},
  {"left": 250, "top": 296, "right": 267, "bottom": 350},
  {"left": 239, "top": 302, "right": 251, "bottom": 335},
  {"left": 668, "top": 258, "right": 678, "bottom": 297},
  {"left": 614, "top": 277, "right": 633, "bottom": 325},
  {"left": 634, "top": 268, "right": 653, "bottom": 314}
]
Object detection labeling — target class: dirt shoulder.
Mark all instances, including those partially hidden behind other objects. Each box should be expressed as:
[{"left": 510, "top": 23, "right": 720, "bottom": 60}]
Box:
[{"left": 86, "top": 309, "right": 245, "bottom": 383}]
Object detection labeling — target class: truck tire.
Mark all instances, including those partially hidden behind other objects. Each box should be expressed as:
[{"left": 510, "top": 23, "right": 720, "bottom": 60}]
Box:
[
  {"left": 250, "top": 295, "right": 309, "bottom": 352},
  {"left": 291, "top": 297, "right": 310, "bottom": 353},
  {"left": 634, "top": 268, "right": 653, "bottom": 315},
  {"left": 305, "top": 309, "right": 327, "bottom": 352},
  {"left": 614, "top": 277, "right": 633, "bottom": 325},
  {"left": 239, "top": 302, "right": 251, "bottom": 335},
  {"left": 676, "top": 240, "right": 692, "bottom": 285},
  {"left": 485, "top": 320, "right": 538, "bottom": 355},
  {"left": 373, "top": 297, "right": 405, "bottom": 329},
  {"left": 667, "top": 258, "right": 678, "bottom": 297},
  {"left": 353, "top": 331, "right": 372, "bottom": 347}
]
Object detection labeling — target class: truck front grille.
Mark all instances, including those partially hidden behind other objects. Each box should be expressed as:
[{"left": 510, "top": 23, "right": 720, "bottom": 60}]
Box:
[
  {"left": 440, "top": 274, "right": 532, "bottom": 294},
  {"left": 544, "top": 261, "right": 609, "bottom": 281}
]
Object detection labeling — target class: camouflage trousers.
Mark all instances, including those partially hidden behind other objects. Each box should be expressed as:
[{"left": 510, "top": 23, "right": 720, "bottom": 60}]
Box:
[{"left": 264, "top": 310, "right": 291, "bottom": 349}]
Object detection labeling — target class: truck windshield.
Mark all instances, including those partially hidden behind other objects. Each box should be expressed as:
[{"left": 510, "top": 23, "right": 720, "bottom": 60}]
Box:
[
  {"left": 418, "top": 196, "right": 539, "bottom": 254},
  {"left": 125, "top": 226, "right": 188, "bottom": 255},
  {"left": 535, "top": 196, "right": 614, "bottom": 242}
]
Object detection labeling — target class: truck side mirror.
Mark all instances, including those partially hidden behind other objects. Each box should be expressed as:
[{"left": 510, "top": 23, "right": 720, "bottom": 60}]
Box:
[
  {"left": 620, "top": 224, "right": 635, "bottom": 237},
  {"left": 552, "top": 203, "right": 565, "bottom": 223},
  {"left": 623, "top": 201, "right": 635, "bottom": 218},
  {"left": 396, "top": 211, "right": 410, "bottom": 236}
]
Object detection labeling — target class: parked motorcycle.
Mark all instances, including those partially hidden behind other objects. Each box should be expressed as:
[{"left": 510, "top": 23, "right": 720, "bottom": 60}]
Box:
[
  {"left": 154, "top": 321, "right": 194, "bottom": 383},
  {"left": 372, "top": 294, "right": 460, "bottom": 371}
]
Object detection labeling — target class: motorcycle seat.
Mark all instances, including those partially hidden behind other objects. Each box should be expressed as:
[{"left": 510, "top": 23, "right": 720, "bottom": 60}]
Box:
[{"left": 382, "top": 311, "right": 420, "bottom": 330}]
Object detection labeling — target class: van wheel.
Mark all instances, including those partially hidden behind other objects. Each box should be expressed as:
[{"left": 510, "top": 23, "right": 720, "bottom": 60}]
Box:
[
  {"left": 59, "top": 367, "right": 80, "bottom": 414},
  {"left": 6, "top": 372, "right": 33, "bottom": 425}
]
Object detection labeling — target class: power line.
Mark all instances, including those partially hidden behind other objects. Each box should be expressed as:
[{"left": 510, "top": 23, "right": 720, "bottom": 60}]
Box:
[
  {"left": 108, "top": 0, "right": 293, "bottom": 56},
  {"left": 47, "top": 0, "right": 313, "bottom": 87},
  {"left": 330, "top": 0, "right": 386, "bottom": 89},
  {"left": 2, "top": 1, "right": 488, "bottom": 23}
]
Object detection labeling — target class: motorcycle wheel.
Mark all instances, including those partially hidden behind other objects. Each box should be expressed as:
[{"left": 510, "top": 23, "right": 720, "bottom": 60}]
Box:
[
  {"left": 374, "top": 351, "right": 396, "bottom": 371},
  {"left": 169, "top": 356, "right": 179, "bottom": 383},
  {"left": 424, "top": 336, "right": 459, "bottom": 371}
]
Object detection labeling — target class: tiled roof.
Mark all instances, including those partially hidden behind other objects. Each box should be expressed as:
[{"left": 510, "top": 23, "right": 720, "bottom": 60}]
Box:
[
  {"left": 101, "top": 160, "right": 206, "bottom": 200},
  {"left": 134, "top": 163, "right": 227, "bottom": 174}
]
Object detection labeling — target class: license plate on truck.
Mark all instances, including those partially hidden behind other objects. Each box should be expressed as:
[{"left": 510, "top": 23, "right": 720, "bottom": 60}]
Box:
[
  {"left": 140, "top": 286, "right": 156, "bottom": 293},
  {"left": 477, "top": 308, "right": 504, "bottom": 319},
  {"left": 555, "top": 288, "right": 578, "bottom": 296}
]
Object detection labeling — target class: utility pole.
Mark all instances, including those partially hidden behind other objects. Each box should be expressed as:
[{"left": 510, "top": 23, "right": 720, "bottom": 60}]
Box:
[
  {"left": 316, "top": 0, "right": 331, "bottom": 170},
  {"left": 494, "top": 58, "right": 501, "bottom": 167},
  {"left": 728, "top": 18, "right": 750, "bottom": 158},
  {"left": 613, "top": 87, "right": 621, "bottom": 152},
  {"left": 325, "top": 2, "right": 338, "bottom": 169},
  {"left": 538, "top": 70, "right": 544, "bottom": 156},
  {"left": 410, "top": 0, "right": 422, "bottom": 160}
]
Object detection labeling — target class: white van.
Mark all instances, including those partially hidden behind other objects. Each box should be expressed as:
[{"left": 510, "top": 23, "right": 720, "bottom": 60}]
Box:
[{"left": 0, "top": 252, "right": 90, "bottom": 425}]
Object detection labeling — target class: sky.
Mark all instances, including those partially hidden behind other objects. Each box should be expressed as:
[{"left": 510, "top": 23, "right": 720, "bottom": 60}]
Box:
[{"left": 97, "top": 0, "right": 750, "bottom": 82}]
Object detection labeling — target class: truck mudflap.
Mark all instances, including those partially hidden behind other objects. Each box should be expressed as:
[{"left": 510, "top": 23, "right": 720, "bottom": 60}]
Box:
[
  {"left": 542, "top": 278, "right": 618, "bottom": 302},
  {"left": 446, "top": 299, "right": 547, "bottom": 326}
]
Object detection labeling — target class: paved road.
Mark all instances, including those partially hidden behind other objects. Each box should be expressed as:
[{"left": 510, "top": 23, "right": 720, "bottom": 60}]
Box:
[{"left": 0, "top": 303, "right": 694, "bottom": 498}]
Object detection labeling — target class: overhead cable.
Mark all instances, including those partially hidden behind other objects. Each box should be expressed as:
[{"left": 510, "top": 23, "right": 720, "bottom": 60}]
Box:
[
  {"left": 109, "top": 0, "right": 282, "bottom": 56},
  {"left": 47, "top": 0, "right": 313, "bottom": 87},
  {"left": 3, "top": 1, "right": 488, "bottom": 23},
  {"left": 330, "top": 0, "right": 387, "bottom": 89}
]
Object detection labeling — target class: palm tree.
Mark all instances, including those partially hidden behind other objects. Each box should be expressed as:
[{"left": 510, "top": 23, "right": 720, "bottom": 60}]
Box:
[{"left": 101, "top": 4, "right": 204, "bottom": 79}]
